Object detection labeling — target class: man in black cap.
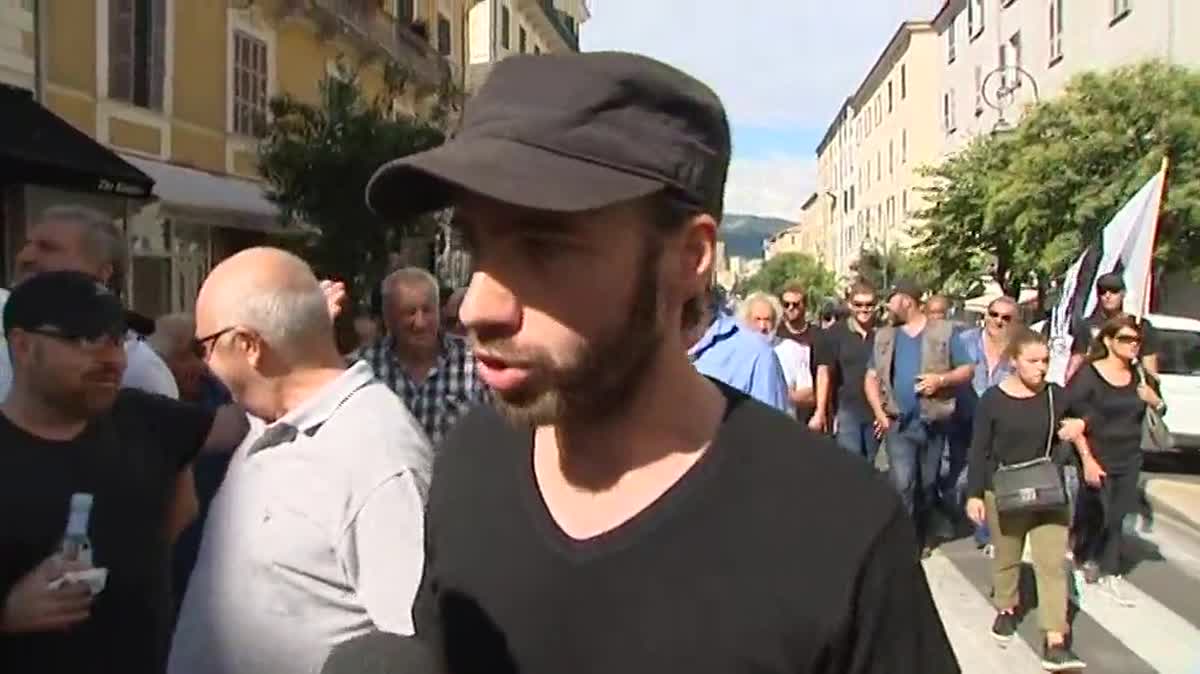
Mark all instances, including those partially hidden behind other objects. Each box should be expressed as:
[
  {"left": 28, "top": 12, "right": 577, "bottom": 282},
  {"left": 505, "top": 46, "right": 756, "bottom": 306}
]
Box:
[
  {"left": 0, "top": 271, "right": 249, "bottom": 674},
  {"left": 1066, "top": 272, "right": 1159, "bottom": 380},
  {"left": 368, "top": 52, "right": 957, "bottom": 673},
  {"left": 865, "top": 279, "right": 972, "bottom": 555}
]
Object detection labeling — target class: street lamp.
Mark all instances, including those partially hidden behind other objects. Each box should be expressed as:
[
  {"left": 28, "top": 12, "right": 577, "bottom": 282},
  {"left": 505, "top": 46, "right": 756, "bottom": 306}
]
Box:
[{"left": 981, "top": 65, "right": 1041, "bottom": 135}]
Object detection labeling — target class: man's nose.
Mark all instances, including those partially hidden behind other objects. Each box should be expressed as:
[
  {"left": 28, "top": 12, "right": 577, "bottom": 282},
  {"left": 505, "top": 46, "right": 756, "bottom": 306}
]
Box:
[{"left": 460, "top": 271, "right": 521, "bottom": 339}]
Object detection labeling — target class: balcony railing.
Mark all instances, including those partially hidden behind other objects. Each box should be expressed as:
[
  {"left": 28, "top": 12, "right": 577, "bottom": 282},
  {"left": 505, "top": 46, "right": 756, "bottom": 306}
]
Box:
[
  {"left": 533, "top": 0, "right": 579, "bottom": 51},
  {"left": 309, "top": 0, "right": 450, "bottom": 87}
]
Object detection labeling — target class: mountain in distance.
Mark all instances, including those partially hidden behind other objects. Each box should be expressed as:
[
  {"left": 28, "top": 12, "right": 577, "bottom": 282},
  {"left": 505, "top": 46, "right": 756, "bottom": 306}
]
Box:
[{"left": 719, "top": 214, "right": 793, "bottom": 259}]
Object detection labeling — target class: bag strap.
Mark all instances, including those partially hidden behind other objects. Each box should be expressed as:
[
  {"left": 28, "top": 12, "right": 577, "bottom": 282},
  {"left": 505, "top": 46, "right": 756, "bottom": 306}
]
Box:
[{"left": 1043, "top": 385, "right": 1056, "bottom": 460}]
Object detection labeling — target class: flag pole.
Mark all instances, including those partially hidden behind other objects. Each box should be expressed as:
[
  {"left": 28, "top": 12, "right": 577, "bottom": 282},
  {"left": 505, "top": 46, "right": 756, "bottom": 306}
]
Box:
[{"left": 1138, "top": 155, "right": 1170, "bottom": 321}]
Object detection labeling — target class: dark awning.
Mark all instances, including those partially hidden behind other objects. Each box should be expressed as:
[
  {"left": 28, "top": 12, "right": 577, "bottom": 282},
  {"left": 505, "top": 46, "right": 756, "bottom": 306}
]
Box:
[{"left": 0, "top": 84, "right": 154, "bottom": 198}]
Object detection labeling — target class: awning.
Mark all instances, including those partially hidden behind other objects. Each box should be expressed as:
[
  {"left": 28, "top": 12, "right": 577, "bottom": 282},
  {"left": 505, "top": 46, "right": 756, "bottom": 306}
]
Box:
[
  {"left": 0, "top": 84, "right": 154, "bottom": 198},
  {"left": 120, "top": 154, "right": 303, "bottom": 235}
]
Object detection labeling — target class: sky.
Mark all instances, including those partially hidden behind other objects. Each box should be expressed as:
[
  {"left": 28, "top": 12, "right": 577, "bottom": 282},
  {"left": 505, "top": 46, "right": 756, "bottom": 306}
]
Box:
[{"left": 580, "top": 0, "right": 944, "bottom": 220}]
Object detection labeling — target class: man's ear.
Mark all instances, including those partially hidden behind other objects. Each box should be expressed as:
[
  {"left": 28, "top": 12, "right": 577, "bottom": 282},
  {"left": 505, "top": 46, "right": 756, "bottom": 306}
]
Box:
[{"left": 677, "top": 213, "right": 718, "bottom": 297}]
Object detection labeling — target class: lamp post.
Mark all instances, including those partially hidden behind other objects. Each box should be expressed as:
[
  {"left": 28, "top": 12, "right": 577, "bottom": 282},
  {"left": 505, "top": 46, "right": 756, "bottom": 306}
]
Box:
[{"left": 980, "top": 65, "right": 1041, "bottom": 135}]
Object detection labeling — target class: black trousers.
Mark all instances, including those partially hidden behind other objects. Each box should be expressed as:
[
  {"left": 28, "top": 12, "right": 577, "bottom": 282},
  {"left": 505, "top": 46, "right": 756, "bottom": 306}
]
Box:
[{"left": 1074, "top": 463, "right": 1141, "bottom": 576}]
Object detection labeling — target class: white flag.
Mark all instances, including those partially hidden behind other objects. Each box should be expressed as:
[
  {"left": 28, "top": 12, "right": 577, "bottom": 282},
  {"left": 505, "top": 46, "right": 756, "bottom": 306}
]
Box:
[{"left": 1047, "top": 166, "right": 1165, "bottom": 384}]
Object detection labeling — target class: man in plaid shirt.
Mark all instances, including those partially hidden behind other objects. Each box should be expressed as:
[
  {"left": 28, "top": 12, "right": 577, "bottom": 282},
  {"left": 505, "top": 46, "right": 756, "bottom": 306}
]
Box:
[{"left": 359, "top": 267, "right": 489, "bottom": 445}]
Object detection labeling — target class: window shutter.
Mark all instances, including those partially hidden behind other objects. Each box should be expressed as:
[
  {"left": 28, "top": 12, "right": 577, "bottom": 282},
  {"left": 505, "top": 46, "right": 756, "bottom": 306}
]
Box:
[
  {"left": 149, "top": 0, "right": 167, "bottom": 110},
  {"left": 109, "top": 0, "right": 135, "bottom": 101}
]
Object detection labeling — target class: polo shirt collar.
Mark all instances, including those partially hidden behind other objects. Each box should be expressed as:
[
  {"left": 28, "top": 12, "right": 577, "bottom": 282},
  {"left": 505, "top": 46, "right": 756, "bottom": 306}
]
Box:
[
  {"left": 248, "top": 362, "right": 376, "bottom": 455},
  {"left": 688, "top": 310, "right": 740, "bottom": 361}
]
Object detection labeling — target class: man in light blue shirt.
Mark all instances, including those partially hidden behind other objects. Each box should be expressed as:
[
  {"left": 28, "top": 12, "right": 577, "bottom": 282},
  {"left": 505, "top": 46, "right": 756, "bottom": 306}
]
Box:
[{"left": 688, "top": 287, "right": 791, "bottom": 414}]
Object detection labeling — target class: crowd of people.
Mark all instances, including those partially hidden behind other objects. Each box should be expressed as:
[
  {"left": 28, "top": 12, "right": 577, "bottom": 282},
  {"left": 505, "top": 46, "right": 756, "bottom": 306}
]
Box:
[{"left": 0, "top": 49, "right": 1166, "bottom": 674}]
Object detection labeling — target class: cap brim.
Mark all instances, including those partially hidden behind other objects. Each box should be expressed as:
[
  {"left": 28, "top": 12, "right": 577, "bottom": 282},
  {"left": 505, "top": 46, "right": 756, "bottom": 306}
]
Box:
[{"left": 366, "top": 136, "right": 667, "bottom": 219}]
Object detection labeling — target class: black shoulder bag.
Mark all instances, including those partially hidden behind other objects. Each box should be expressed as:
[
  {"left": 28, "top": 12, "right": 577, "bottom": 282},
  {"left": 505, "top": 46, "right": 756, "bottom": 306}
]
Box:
[{"left": 992, "top": 386, "right": 1068, "bottom": 514}]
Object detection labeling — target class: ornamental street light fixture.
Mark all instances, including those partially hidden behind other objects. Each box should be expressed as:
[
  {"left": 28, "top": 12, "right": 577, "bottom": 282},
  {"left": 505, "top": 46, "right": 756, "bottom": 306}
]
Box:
[{"left": 981, "top": 65, "right": 1041, "bottom": 135}]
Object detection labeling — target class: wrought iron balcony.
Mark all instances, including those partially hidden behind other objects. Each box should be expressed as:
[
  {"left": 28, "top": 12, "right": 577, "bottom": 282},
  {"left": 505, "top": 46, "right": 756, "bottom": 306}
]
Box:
[{"left": 309, "top": 0, "right": 451, "bottom": 87}]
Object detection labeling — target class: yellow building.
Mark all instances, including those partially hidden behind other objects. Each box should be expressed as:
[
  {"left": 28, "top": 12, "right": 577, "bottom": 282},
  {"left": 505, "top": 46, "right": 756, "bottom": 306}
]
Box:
[
  {"left": 764, "top": 192, "right": 827, "bottom": 264},
  {"left": 0, "top": 0, "right": 463, "bottom": 317},
  {"left": 466, "top": 0, "right": 588, "bottom": 90},
  {"left": 816, "top": 21, "right": 939, "bottom": 280}
]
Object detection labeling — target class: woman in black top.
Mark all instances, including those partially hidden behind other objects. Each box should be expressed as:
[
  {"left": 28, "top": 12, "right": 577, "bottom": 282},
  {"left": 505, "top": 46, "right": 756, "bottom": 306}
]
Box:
[
  {"left": 966, "top": 329, "right": 1088, "bottom": 671},
  {"left": 1069, "top": 314, "right": 1164, "bottom": 606}
]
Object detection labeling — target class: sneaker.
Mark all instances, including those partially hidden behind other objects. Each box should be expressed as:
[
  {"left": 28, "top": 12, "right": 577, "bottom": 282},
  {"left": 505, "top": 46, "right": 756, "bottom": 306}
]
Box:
[
  {"left": 1042, "top": 641, "right": 1087, "bottom": 671},
  {"left": 1097, "top": 576, "right": 1135, "bottom": 607},
  {"left": 1080, "top": 561, "right": 1101, "bottom": 584},
  {"left": 982, "top": 543, "right": 995, "bottom": 559},
  {"left": 991, "top": 611, "right": 1018, "bottom": 644}
]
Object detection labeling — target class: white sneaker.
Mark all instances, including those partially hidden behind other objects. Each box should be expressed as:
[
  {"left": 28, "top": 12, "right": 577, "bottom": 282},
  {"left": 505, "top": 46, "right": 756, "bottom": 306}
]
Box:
[{"left": 1097, "top": 576, "right": 1136, "bottom": 607}]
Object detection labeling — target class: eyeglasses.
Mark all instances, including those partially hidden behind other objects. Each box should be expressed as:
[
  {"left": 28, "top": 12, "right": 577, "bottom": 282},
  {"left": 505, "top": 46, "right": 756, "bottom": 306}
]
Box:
[
  {"left": 1113, "top": 334, "right": 1141, "bottom": 345},
  {"left": 24, "top": 328, "right": 124, "bottom": 351},
  {"left": 782, "top": 301, "right": 804, "bottom": 309},
  {"left": 987, "top": 310, "right": 1015, "bottom": 324},
  {"left": 194, "top": 326, "right": 237, "bottom": 360}
]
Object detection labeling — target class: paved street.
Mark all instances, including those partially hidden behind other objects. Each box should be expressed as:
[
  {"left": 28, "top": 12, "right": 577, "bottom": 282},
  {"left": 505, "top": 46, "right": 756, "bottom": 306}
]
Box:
[{"left": 926, "top": 509, "right": 1200, "bottom": 673}]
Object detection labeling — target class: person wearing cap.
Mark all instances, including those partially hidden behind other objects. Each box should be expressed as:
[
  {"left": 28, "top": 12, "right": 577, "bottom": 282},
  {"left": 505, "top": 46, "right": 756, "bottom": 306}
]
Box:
[
  {"left": 0, "top": 271, "right": 251, "bottom": 674},
  {"left": 1065, "top": 272, "right": 1159, "bottom": 381},
  {"left": 367, "top": 51, "right": 957, "bottom": 674},
  {"left": 865, "top": 279, "right": 973, "bottom": 556}
]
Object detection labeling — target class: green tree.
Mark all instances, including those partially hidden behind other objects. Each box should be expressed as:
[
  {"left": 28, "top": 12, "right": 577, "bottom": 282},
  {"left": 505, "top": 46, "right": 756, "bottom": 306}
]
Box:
[
  {"left": 742, "top": 252, "right": 837, "bottom": 306},
  {"left": 914, "top": 61, "right": 1200, "bottom": 303},
  {"left": 258, "top": 64, "right": 448, "bottom": 302},
  {"left": 849, "top": 244, "right": 941, "bottom": 295}
]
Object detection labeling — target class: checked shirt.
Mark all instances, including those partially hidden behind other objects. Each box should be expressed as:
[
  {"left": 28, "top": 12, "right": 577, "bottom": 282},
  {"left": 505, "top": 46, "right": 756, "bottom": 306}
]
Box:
[{"left": 358, "top": 334, "right": 489, "bottom": 446}]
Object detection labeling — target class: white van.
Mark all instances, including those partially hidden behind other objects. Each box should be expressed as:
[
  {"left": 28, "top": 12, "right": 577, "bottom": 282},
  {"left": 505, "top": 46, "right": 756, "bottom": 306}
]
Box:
[{"left": 1033, "top": 313, "right": 1200, "bottom": 451}]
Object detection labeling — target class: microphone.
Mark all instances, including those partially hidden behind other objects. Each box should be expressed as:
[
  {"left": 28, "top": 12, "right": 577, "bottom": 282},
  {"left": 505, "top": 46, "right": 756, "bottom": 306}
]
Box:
[{"left": 320, "top": 632, "right": 443, "bottom": 674}]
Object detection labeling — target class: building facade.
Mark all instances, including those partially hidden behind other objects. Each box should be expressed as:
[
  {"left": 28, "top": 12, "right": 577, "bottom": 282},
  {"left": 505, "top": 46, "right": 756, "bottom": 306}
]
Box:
[
  {"left": 0, "top": 0, "right": 463, "bottom": 317},
  {"left": 816, "top": 21, "right": 940, "bottom": 280},
  {"left": 935, "top": 0, "right": 1200, "bottom": 155},
  {"left": 764, "top": 192, "right": 826, "bottom": 264},
  {"left": 466, "top": 0, "right": 587, "bottom": 90}
]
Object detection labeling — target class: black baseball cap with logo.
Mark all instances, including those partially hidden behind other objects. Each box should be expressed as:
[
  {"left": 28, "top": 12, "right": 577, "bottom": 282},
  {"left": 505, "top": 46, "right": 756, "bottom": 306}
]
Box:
[
  {"left": 4, "top": 270, "right": 126, "bottom": 341},
  {"left": 366, "top": 51, "right": 732, "bottom": 220}
]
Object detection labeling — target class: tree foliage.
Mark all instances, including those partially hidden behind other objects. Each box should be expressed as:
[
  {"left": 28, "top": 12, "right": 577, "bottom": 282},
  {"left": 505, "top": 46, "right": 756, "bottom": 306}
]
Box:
[
  {"left": 849, "top": 244, "right": 940, "bottom": 295},
  {"left": 741, "top": 252, "right": 837, "bottom": 307},
  {"left": 913, "top": 61, "right": 1200, "bottom": 302},
  {"left": 258, "top": 66, "right": 446, "bottom": 302}
]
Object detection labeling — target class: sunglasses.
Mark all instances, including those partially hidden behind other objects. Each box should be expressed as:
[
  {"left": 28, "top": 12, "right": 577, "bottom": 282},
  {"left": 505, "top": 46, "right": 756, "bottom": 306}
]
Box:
[
  {"left": 194, "top": 326, "right": 237, "bottom": 359},
  {"left": 851, "top": 301, "right": 875, "bottom": 309},
  {"left": 987, "top": 310, "right": 1014, "bottom": 323},
  {"left": 25, "top": 328, "right": 124, "bottom": 351},
  {"left": 1098, "top": 288, "right": 1124, "bottom": 296},
  {"left": 1113, "top": 333, "right": 1141, "bottom": 345},
  {"left": 782, "top": 301, "right": 804, "bottom": 309}
]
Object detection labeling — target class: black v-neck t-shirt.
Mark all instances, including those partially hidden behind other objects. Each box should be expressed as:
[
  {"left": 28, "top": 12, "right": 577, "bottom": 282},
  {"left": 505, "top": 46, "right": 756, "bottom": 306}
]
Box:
[
  {"left": 0, "top": 389, "right": 215, "bottom": 674},
  {"left": 417, "top": 383, "right": 959, "bottom": 674}
]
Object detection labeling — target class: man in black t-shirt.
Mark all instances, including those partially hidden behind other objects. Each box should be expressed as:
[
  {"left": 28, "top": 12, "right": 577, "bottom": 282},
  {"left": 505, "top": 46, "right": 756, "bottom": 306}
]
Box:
[
  {"left": 811, "top": 283, "right": 882, "bottom": 465},
  {"left": 366, "top": 53, "right": 957, "bottom": 674},
  {"left": 0, "top": 272, "right": 244, "bottom": 674},
  {"left": 1066, "top": 272, "right": 1159, "bottom": 380}
]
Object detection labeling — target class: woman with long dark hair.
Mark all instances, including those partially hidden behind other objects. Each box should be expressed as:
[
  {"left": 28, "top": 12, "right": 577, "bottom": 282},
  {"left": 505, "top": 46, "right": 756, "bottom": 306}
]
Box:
[
  {"left": 965, "top": 328, "right": 1088, "bottom": 671},
  {"left": 1070, "top": 314, "right": 1165, "bottom": 606}
]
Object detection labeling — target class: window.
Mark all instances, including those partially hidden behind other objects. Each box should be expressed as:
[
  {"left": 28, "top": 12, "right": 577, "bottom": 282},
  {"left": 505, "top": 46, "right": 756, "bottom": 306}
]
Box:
[
  {"left": 888, "top": 140, "right": 894, "bottom": 176},
  {"left": 876, "top": 151, "right": 881, "bottom": 181},
  {"left": 1011, "top": 32, "right": 1022, "bottom": 86},
  {"left": 108, "top": 0, "right": 166, "bottom": 110},
  {"left": 1049, "top": 0, "right": 1064, "bottom": 62},
  {"left": 1112, "top": 0, "right": 1131, "bottom": 22},
  {"left": 901, "top": 64, "right": 907, "bottom": 99},
  {"left": 534, "top": 45, "right": 541, "bottom": 55},
  {"left": 998, "top": 43, "right": 1007, "bottom": 88},
  {"left": 395, "top": 0, "right": 415, "bottom": 21},
  {"left": 902, "top": 190, "right": 908, "bottom": 216},
  {"left": 946, "top": 18, "right": 956, "bottom": 63},
  {"left": 887, "top": 81, "right": 894, "bottom": 113},
  {"left": 519, "top": 25, "right": 527, "bottom": 53},
  {"left": 437, "top": 14, "right": 452, "bottom": 56},
  {"left": 500, "top": 5, "right": 510, "bottom": 49},
  {"left": 943, "top": 90, "right": 957, "bottom": 133},
  {"left": 901, "top": 129, "right": 907, "bottom": 163},
  {"left": 968, "top": 0, "right": 985, "bottom": 39},
  {"left": 232, "top": 31, "right": 268, "bottom": 137}
]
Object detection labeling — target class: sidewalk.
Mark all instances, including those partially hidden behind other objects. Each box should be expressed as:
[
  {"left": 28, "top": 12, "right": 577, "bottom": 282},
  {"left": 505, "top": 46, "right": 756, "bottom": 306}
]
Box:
[{"left": 1143, "top": 474, "right": 1200, "bottom": 535}]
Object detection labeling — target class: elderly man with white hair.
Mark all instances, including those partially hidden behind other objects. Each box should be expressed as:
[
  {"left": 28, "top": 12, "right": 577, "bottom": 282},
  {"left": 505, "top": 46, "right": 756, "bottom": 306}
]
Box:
[
  {"left": 358, "top": 267, "right": 488, "bottom": 446},
  {"left": 740, "top": 291, "right": 813, "bottom": 419},
  {"left": 168, "top": 248, "right": 432, "bottom": 674}
]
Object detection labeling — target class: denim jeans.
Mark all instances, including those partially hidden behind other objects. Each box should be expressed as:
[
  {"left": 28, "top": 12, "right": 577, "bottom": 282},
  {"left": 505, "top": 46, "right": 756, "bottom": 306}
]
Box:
[
  {"left": 836, "top": 407, "right": 881, "bottom": 465},
  {"left": 886, "top": 417, "right": 947, "bottom": 541}
]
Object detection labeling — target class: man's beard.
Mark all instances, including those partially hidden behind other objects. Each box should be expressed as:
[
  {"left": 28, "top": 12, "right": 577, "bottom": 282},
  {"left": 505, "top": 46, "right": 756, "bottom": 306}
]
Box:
[{"left": 477, "top": 241, "right": 666, "bottom": 428}]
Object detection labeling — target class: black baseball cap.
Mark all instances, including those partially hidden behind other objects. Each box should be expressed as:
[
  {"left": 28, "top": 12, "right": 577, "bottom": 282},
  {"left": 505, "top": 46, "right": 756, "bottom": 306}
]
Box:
[
  {"left": 888, "top": 278, "right": 925, "bottom": 301},
  {"left": 1096, "top": 272, "right": 1126, "bottom": 292},
  {"left": 4, "top": 270, "right": 126, "bottom": 340},
  {"left": 366, "top": 51, "right": 731, "bottom": 220}
]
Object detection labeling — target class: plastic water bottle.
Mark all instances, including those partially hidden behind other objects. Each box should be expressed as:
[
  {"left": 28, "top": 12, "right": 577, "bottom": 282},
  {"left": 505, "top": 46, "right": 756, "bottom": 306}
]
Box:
[{"left": 59, "top": 493, "right": 94, "bottom": 566}]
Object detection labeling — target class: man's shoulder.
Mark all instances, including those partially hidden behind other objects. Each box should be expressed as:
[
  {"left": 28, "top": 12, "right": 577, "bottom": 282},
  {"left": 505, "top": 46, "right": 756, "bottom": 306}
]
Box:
[{"left": 325, "top": 382, "right": 434, "bottom": 476}]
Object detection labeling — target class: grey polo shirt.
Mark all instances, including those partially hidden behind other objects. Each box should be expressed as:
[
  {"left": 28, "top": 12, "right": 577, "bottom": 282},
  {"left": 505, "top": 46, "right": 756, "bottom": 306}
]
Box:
[{"left": 167, "top": 362, "right": 432, "bottom": 674}]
